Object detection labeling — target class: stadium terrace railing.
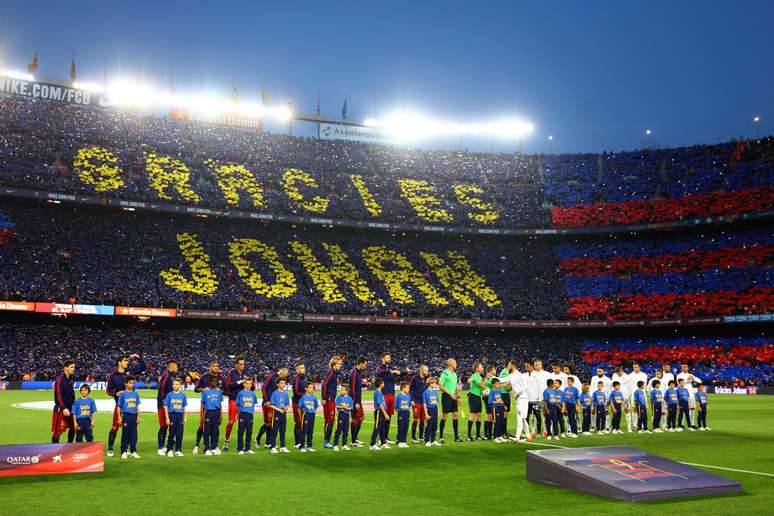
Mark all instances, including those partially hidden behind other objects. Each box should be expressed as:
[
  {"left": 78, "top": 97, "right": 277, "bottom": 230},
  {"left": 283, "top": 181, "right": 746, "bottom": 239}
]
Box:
[
  {"left": 2, "top": 187, "right": 773, "bottom": 237},
  {"left": 2, "top": 300, "right": 772, "bottom": 328}
]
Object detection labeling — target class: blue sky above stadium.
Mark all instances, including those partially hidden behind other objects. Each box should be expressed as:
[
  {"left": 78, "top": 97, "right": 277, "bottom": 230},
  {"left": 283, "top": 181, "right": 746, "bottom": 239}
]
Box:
[{"left": 1, "top": 0, "right": 772, "bottom": 154}]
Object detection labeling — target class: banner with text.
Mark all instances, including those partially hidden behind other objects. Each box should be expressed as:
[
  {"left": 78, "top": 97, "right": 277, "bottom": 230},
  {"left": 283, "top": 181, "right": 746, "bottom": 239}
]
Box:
[
  {"left": 0, "top": 75, "right": 110, "bottom": 108},
  {"left": 0, "top": 442, "right": 103, "bottom": 478},
  {"left": 319, "top": 122, "right": 394, "bottom": 145}
]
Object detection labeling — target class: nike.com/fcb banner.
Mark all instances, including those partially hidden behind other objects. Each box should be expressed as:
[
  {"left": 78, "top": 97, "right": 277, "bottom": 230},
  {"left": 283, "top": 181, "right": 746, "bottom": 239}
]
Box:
[
  {"left": 0, "top": 75, "right": 110, "bottom": 107},
  {"left": 0, "top": 442, "right": 104, "bottom": 478}
]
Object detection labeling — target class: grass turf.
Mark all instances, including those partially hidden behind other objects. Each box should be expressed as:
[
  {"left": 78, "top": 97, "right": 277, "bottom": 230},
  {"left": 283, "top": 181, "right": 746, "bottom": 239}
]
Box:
[{"left": 0, "top": 390, "right": 771, "bottom": 515}]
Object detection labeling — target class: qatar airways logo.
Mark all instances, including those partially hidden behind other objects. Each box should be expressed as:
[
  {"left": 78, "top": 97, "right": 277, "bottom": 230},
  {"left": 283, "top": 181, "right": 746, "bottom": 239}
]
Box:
[{"left": 6, "top": 455, "right": 41, "bottom": 465}]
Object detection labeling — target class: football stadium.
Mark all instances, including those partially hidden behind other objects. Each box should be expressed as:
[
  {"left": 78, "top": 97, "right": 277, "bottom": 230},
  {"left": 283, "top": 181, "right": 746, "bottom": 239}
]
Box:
[{"left": 1, "top": 2, "right": 773, "bottom": 515}]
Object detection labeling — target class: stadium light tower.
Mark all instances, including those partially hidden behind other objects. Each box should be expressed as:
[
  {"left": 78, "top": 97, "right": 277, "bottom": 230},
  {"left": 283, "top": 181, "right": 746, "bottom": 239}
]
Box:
[
  {"left": 548, "top": 134, "right": 554, "bottom": 154},
  {"left": 645, "top": 128, "right": 653, "bottom": 148},
  {"left": 753, "top": 116, "right": 761, "bottom": 139}
]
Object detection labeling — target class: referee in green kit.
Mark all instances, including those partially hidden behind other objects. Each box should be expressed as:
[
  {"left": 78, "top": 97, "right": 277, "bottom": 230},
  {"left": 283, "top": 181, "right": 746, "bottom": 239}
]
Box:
[{"left": 438, "top": 358, "right": 463, "bottom": 442}]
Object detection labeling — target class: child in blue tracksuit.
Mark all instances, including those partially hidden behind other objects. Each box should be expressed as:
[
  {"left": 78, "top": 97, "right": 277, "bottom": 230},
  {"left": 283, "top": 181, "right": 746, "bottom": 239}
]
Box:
[
  {"left": 592, "top": 381, "right": 607, "bottom": 433},
  {"left": 542, "top": 379, "right": 560, "bottom": 439},
  {"left": 633, "top": 381, "right": 649, "bottom": 432},
  {"left": 333, "top": 386, "right": 354, "bottom": 450},
  {"left": 695, "top": 384, "right": 709, "bottom": 430},
  {"left": 650, "top": 380, "right": 664, "bottom": 432},
  {"left": 202, "top": 375, "right": 224, "bottom": 454},
  {"left": 163, "top": 378, "right": 188, "bottom": 455},
  {"left": 299, "top": 383, "right": 320, "bottom": 452},
  {"left": 676, "top": 379, "right": 692, "bottom": 430},
  {"left": 609, "top": 382, "right": 625, "bottom": 433},
  {"left": 73, "top": 384, "right": 97, "bottom": 443},
  {"left": 370, "top": 379, "right": 390, "bottom": 449},
  {"left": 665, "top": 380, "right": 679, "bottom": 431},
  {"left": 269, "top": 378, "right": 290, "bottom": 453},
  {"left": 236, "top": 378, "right": 258, "bottom": 454},
  {"left": 395, "top": 381, "right": 413, "bottom": 447},
  {"left": 554, "top": 379, "right": 566, "bottom": 435},
  {"left": 489, "top": 378, "right": 506, "bottom": 441},
  {"left": 117, "top": 378, "right": 141, "bottom": 458},
  {"left": 563, "top": 378, "right": 580, "bottom": 436},
  {"left": 579, "top": 383, "right": 592, "bottom": 434},
  {"left": 423, "top": 378, "right": 440, "bottom": 446}
]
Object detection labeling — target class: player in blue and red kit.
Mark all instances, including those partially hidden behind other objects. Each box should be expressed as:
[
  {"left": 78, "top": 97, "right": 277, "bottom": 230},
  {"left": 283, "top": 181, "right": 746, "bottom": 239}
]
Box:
[
  {"left": 291, "top": 363, "right": 307, "bottom": 448},
  {"left": 52, "top": 360, "right": 76, "bottom": 444},
  {"left": 156, "top": 359, "right": 179, "bottom": 455},
  {"left": 376, "top": 352, "right": 401, "bottom": 442},
  {"left": 224, "top": 356, "right": 253, "bottom": 452},
  {"left": 321, "top": 356, "right": 343, "bottom": 448},
  {"left": 193, "top": 361, "right": 225, "bottom": 454},
  {"left": 409, "top": 365, "right": 429, "bottom": 443},
  {"left": 106, "top": 354, "right": 145, "bottom": 456},
  {"left": 349, "top": 357, "right": 367, "bottom": 447}
]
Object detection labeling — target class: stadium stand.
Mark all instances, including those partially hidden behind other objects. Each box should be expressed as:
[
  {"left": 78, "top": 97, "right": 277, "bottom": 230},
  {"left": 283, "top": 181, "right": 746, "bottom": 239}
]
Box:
[
  {"left": 0, "top": 96, "right": 772, "bottom": 230},
  {"left": 1, "top": 202, "right": 772, "bottom": 320},
  {"left": 581, "top": 337, "right": 773, "bottom": 385}
]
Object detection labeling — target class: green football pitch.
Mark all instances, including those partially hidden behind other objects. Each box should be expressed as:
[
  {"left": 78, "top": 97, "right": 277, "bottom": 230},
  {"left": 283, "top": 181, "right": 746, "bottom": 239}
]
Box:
[{"left": 0, "top": 390, "right": 771, "bottom": 515}]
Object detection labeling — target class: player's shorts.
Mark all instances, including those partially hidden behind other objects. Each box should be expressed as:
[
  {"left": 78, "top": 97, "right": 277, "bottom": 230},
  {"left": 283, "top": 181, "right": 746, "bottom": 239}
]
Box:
[
  {"left": 467, "top": 392, "right": 482, "bottom": 413},
  {"left": 157, "top": 408, "right": 167, "bottom": 427},
  {"left": 383, "top": 394, "right": 395, "bottom": 416},
  {"left": 441, "top": 393, "right": 458, "bottom": 414},
  {"left": 263, "top": 405, "right": 274, "bottom": 426},
  {"left": 502, "top": 393, "right": 511, "bottom": 411},
  {"left": 292, "top": 401, "right": 303, "bottom": 428},
  {"left": 484, "top": 399, "right": 492, "bottom": 414},
  {"left": 111, "top": 405, "right": 121, "bottom": 430},
  {"left": 323, "top": 400, "right": 336, "bottom": 424},
  {"left": 51, "top": 409, "right": 74, "bottom": 436},
  {"left": 352, "top": 403, "right": 365, "bottom": 425},
  {"left": 412, "top": 402, "right": 425, "bottom": 420},
  {"left": 228, "top": 399, "right": 239, "bottom": 423}
]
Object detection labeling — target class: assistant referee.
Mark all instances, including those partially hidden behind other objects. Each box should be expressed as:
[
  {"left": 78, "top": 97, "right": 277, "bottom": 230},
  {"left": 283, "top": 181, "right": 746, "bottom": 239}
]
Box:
[{"left": 438, "top": 358, "right": 462, "bottom": 442}]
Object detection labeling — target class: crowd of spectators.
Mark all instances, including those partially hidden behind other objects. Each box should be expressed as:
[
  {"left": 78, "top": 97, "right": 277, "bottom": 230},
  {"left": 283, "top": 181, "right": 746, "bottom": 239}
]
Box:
[
  {"left": 0, "top": 323, "right": 584, "bottom": 383},
  {"left": 557, "top": 226, "right": 773, "bottom": 320},
  {"left": 0, "top": 203, "right": 567, "bottom": 320},
  {"left": 1, "top": 203, "right": 771, "bottom": 321},
  {"left": 0, "top": 96, "right": 772, "bottom": 230},
  {"left": 581, "top": 336, "right": 774, "bottom": 385}
]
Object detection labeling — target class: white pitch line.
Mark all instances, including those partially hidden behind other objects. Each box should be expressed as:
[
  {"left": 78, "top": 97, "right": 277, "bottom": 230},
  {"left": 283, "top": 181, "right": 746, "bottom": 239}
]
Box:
[{"left": 679, "top": 462, "right": 774, "bottom": 478}]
